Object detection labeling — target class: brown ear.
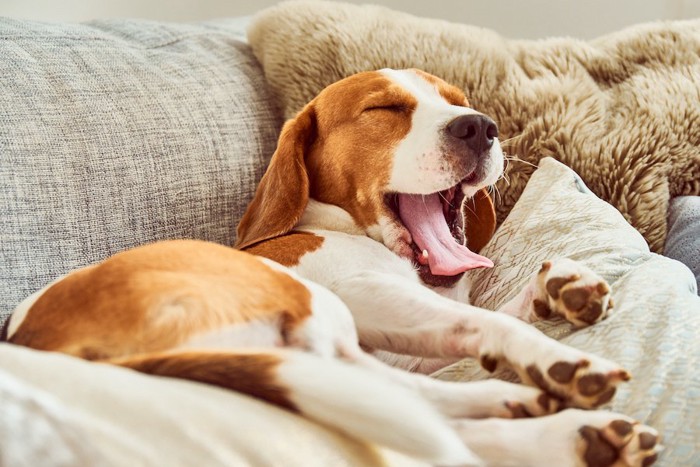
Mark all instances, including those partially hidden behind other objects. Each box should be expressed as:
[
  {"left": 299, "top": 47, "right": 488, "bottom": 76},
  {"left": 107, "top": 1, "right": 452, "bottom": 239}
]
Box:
[
  {"left": 235, "top": 104, "right": 316, "bottom": 250},
  {"left": 464, "top": 188, "right": 497, "bottom": 253}
]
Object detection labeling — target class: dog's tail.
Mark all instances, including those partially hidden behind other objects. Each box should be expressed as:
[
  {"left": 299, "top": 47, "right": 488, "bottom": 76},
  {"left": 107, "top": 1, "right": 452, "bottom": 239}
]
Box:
[{"left": 108, "top": 348, "right": 478, "bottom": 466}]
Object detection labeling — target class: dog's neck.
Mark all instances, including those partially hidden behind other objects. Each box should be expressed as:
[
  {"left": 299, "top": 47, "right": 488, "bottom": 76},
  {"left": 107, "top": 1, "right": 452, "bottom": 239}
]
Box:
[
  {"left": 296, "top": 199, "right": 366, "bottom": 236},
  {"left": 296, "top": 198, "right": 472, "bottom": 299}
]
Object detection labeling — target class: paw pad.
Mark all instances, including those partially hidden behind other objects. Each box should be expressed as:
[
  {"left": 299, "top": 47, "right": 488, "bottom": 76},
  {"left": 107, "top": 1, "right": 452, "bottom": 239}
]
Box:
[
  {"left": 538, "top": 260, "right": 613, "bottom": 327},
  {"left": 580, "top": 425, "right": 617, "bottom": 467},
  {"left": 578, "top": 420, "right": 660, "bottom": 467},
  {"left": 548, "top": 360, "right": 589, "bottom": 384},
  {"left": 639, "top": 432, "right": 659, "bottom": 450},
  {"left": 546, "top": 275, "right": 580, "bottom": 299},
  {"left": 524, "top": 361, "right": 629, "bottom": 409},
  {"left": 562, "top": 287, "right": 593, "bottom": 311},
  {"left": 578, "top": 373, "right": 608, "bottom": 396}
]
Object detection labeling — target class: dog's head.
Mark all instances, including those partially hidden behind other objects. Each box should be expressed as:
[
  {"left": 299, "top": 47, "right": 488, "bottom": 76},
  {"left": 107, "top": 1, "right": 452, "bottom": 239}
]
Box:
[{"left": 236, "top": 69, "right": 503, "bottom": 286}]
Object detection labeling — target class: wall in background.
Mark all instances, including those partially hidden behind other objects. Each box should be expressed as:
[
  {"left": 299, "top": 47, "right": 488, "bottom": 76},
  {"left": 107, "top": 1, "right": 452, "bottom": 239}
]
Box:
[{"left": 1, "top": 0, "right": 699, "bottom": 39}]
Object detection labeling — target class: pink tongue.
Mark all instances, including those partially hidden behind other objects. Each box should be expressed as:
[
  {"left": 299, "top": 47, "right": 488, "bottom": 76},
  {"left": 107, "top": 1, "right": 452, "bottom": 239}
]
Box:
[{"left": 398, "top": 193, "right": 493, "bottom": 276}]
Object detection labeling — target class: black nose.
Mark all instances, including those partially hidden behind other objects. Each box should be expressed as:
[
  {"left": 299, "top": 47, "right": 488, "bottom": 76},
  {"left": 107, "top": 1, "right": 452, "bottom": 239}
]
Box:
[{"left": 446, "top": 114, "right": 498, "bottom": 153}]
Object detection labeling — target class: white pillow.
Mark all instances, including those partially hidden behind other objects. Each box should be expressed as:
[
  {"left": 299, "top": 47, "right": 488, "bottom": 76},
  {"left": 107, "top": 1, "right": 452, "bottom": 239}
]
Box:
[{"left": 434, "top": 157, "right": 700, "bottom": 466}]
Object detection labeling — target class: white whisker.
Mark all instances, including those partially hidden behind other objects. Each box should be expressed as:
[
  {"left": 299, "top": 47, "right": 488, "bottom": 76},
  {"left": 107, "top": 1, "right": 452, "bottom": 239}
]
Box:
[{"left": 503, "top": 153, "right": 539, "bottom": 170}]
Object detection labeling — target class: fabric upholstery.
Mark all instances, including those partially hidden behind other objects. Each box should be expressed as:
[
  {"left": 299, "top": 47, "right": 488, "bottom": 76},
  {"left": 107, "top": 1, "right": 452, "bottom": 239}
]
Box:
[
  {"left": 665, "top": 196, "right": 700, "bottom": 293},
  {"left": 433, "top": 158, "right": 700, "bottom": 466},
  {"left": 248, "top": 0, "right": 700, "bottom": 253},
  {"left": 0, "top": 18, "right": 282, "bottom": 325}
]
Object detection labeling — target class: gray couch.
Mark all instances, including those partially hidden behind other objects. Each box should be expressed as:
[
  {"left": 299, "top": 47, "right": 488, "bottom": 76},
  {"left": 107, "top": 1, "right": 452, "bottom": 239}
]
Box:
[
  {"left": 1, "top": 15, "right": 698, "bottom": 467},
  {"left": 0, "top": 17, "right": 280, "bottom": 323}
]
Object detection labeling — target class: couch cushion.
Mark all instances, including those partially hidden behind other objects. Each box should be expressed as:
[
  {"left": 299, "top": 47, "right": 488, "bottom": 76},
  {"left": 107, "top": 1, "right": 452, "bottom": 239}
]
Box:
[
  {"left": 433, "top": 158, "right": 700, "bottom": 466},
  {"left": 665, "top": 196, "right": 700, "bottom": 293},
  {"left": 0, "top": 18, "right": 282, "bottom": 324}
]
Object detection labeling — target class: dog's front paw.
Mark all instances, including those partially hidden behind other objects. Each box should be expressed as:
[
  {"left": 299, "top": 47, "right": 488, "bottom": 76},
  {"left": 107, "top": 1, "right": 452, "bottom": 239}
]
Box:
[
  {"left": 563, "top": 410, "right": 661, "bottom": 467},
  {"left": 533, "top": 259, "right": 613, "bottom": 327},
  {"left": 522, "top": 357, "right": 630, "bottom": 409},
  {"left": 481, "top": 332, "right": 630, "bottom": 409}
]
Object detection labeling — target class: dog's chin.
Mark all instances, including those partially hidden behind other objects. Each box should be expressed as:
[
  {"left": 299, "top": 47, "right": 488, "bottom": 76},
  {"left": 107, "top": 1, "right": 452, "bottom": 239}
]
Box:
[{"left": 417, "top": 265, "right": 465, "bottom": 288}]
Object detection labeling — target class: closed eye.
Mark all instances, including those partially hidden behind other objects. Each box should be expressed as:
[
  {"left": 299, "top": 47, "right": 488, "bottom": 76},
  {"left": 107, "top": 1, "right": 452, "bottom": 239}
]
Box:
[{"left": 363, "top": 104, "right": 410, "bottom": 113}]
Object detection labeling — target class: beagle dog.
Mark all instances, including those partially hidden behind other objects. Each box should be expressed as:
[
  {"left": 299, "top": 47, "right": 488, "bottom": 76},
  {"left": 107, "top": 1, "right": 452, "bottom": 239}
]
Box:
[{"left": 4, "top": 69, "right": 660, "bottom": 466}]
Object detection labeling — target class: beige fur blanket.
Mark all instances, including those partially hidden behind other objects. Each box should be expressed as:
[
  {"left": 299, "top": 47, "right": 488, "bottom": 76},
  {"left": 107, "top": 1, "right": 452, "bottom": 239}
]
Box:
[{"left": 248, "top": 0, "right": 700, "bottom": 252}]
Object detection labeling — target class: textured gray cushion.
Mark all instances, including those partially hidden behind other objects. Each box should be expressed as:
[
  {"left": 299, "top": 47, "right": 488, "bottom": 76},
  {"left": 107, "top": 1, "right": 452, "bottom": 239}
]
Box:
[
  {"left": 665, "top": 196, "right": 700, "bottom": 294},
  {"left": 0, "top": 18, "right": 282, "bottom": 324}
]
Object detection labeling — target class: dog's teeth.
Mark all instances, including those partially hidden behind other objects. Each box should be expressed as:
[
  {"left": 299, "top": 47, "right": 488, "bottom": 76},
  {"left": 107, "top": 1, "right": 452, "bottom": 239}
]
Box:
[{"left": 422, "top": 250, "right": 429, "bottom": 259}]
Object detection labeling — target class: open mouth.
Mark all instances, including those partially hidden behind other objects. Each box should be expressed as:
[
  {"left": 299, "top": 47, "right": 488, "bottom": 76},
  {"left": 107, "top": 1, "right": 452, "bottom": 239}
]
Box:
[{"left": 385, "top": 171, "right": 493, "bottom": 282}]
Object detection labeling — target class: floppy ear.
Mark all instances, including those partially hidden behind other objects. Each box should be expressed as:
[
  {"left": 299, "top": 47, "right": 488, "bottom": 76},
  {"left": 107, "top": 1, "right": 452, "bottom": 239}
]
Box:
[
  {"left": 235, "top": 104, "right": 316, "bottom": 250},
  {"left": 464, "top": 188, "right": 497, "bottom": 253}
]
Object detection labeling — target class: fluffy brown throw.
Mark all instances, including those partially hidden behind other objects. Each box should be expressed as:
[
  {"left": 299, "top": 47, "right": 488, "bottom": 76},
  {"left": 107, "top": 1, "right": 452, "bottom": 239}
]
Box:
[{"left": 248, "top": 0, "right": 700, "bottom": 252}]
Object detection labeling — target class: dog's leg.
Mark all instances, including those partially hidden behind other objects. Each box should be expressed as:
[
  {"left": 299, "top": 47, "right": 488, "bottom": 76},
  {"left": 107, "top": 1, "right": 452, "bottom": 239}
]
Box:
[
  {"left": 337, "top": 271, "right": 628, "bottom": 409},
  {"left": 341, "top": 348, "right": 560, "bottom": 419},
  {"left": 255, "top": 263, "right": 556, "bottom": 420},
  {"left": 499, "top": 258, "right": 614, "bottom": 327},
  {"left": 365, "top": 350, "right": 458, "bottom": 373},
  {"left": 450, "top": 409, "right": 661, "bottom": 467}
]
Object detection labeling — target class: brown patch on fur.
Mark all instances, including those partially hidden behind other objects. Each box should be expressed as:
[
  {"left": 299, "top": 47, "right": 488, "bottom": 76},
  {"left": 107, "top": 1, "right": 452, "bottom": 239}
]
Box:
[
  {"left": 9, "top": 240, "right": 313, "bottom": 359},
  {"left": 112, "top": 350, "right": 298, "bottom": 411},
  {"left": 236, "top": 71, "right": 417, "bottom": 249},
  {"left": 245, "top": 231, "right": 324, "bottom": 266},
  {"left": 304, "top": 72, "right": 416, "bottom": 229},
  {"left": 463, "top": 188, "right": 497, "bottom": 253},
  {"left": 235, "top": 104, "right": 315, "bottom": 250}
]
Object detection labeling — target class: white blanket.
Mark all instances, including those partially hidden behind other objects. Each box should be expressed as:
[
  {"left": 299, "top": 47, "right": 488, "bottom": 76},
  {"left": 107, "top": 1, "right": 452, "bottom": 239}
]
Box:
[{"left": 0, "top": 345, "right": 421, "bottom": 467}]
